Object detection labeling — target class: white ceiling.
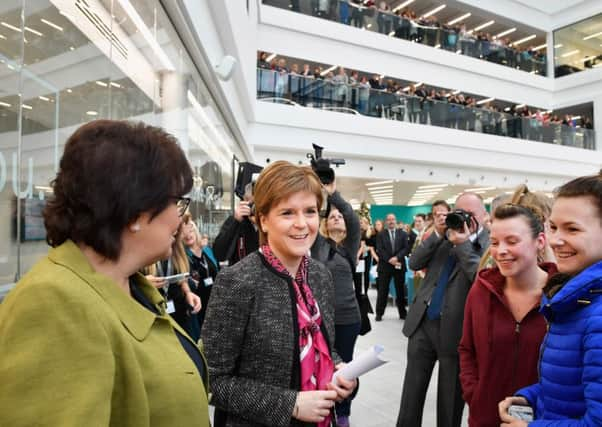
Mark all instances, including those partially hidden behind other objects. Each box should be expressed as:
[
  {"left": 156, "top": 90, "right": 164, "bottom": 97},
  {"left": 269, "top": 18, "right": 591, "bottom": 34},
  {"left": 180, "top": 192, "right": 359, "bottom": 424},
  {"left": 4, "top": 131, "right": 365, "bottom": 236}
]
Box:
[
  {"left": 512, "top": 0, "right": 589, "bottom": 16},
  {"left": 335, "top": 176, "right": 550, "bottom": 207}
]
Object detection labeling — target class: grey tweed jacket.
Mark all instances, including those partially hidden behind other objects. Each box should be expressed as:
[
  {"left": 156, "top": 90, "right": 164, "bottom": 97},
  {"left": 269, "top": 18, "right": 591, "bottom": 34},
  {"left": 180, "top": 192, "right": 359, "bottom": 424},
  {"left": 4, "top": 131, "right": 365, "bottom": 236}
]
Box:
[{"left": 202, "top": 251, "right": 342, "bottom": 427}]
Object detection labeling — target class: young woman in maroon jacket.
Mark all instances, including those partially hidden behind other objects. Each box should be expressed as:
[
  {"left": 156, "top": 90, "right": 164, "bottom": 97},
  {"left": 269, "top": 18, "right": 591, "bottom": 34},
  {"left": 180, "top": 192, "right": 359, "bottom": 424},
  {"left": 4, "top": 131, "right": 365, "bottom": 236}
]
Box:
[{"left": 459, "top": 204, "right": 557, "bottom": 427}]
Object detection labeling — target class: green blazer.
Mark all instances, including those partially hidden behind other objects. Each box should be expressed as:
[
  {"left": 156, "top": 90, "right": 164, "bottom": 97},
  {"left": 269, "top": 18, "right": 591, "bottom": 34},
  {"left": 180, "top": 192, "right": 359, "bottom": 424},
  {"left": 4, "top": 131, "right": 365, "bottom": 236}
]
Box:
[{"left": 0, "top": 240, "right": 210, "bottom": 427}]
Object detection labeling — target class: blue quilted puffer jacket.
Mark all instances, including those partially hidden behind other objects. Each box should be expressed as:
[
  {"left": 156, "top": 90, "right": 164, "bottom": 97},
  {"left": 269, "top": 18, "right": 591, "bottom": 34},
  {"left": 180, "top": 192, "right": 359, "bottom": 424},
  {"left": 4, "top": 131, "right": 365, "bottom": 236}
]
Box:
[{"left": 516, "top": 261, "right": 602, "bottom": 426}]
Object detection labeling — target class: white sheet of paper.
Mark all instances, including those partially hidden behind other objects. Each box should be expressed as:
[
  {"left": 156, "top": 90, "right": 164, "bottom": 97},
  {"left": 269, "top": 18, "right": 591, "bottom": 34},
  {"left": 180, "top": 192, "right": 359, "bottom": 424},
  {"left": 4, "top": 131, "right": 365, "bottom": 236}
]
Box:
[
  {"left": 355, "top": 260, "right": 365, "bottom": 273},
  {"left": 332, "top": 345, "right": 388, "bottom": 382}
]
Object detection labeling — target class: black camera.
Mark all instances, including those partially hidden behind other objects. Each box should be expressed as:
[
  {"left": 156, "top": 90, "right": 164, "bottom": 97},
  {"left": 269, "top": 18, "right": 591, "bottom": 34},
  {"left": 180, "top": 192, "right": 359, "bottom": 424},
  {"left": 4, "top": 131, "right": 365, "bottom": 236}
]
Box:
[
  {"left": 307, "top": 143, "right": 345, "bottom": 185},
  {"left": 445, "top": 209, "right": 473, "bottom": 231}
]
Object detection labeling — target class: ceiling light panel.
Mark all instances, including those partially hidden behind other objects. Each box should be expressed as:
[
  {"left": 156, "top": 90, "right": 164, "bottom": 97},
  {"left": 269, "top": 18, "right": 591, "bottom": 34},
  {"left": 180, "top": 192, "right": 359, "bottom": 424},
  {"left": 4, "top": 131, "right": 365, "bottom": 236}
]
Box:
[
  {"left": 422, "top": 4, "right": 446, "bottom": 18},
  {"left": 511, "top": 34, "right": 537, "bottom": 46},
  {"left": 447, "top": 13, "right": 471, "bottom": 26},
  {"left": 393, "top": 0, "right": 416, "bottom": 13},
  {"left": 418, "top": 184, "right": 448, "bottom": 189},
  {"left": 41, "top": 18, "right": 63, "bottom": 31},
  {"left": 367, "top": 185, "right": 393, "bottom": 191},
  {"left": 495, "top": 28, "right": 516, "bottom": 39},
  {"left": 366, "top": 180, "right": 394, "bottom": 186},
  {"left": 473, "top": 20, "right": 495, "bottom": 32}
]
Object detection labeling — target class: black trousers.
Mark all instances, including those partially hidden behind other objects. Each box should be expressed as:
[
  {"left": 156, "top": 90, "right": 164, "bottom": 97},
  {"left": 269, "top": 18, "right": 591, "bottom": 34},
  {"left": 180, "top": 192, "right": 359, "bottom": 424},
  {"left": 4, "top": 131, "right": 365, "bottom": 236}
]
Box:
[
  {"left": 375, "top": 266, "right": 406, "bottom": 317},
  {"left": 397, "top": 318, "right": 464, "bottom": 427}
]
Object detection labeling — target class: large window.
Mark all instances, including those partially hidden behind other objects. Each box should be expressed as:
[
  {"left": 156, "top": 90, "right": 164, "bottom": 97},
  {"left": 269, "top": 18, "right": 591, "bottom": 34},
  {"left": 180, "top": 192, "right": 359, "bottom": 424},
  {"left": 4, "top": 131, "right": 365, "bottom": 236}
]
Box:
[
  {"left": 0, "top": 0, "right": 243, "bottom": 289},
  {"left": 554, "top": 13, "right": 602, "bottom": 77}
]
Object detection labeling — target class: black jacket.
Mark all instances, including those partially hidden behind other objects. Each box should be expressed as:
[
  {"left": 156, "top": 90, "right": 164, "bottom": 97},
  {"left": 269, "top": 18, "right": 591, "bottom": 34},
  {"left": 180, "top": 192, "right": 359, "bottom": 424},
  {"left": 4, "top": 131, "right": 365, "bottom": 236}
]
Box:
[{"left": 213, "top": 216, "right": 259, "bottom": 266}]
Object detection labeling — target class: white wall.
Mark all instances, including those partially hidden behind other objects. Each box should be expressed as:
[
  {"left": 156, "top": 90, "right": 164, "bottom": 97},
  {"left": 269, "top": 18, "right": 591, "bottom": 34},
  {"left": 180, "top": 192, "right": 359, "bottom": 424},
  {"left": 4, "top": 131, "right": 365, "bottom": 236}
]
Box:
[
  {"left": 249, "top": 101, "right": 602, "bottom": 191},
  {"left": 178, "top": 0, "right": 258, "bottom": 159}
]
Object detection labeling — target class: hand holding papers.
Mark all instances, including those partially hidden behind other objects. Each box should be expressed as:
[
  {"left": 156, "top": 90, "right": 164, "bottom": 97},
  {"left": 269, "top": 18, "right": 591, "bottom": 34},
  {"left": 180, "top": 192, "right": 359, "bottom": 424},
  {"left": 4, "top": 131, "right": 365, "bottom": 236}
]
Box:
[{"left": 332, "top": 345, "right": 388, "bottom": 383}]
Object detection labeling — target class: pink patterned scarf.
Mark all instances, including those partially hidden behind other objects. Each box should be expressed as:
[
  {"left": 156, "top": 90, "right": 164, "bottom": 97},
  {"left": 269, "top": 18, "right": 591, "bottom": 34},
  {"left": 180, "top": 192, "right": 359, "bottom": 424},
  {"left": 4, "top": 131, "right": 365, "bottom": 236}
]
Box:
[{"left": 261, "top": 245, "right": 334, "bottom": 426}]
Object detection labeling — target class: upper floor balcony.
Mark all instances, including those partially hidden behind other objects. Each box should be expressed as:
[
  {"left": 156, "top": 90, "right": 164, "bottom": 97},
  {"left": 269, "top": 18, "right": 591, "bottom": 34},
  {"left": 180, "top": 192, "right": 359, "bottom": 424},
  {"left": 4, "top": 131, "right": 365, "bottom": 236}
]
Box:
[
  {"left": 262, "top": 0, "right": 548, "bottom": 76},
  {"left": 257, "top": 67, "right": 595, "bottom": 150}
]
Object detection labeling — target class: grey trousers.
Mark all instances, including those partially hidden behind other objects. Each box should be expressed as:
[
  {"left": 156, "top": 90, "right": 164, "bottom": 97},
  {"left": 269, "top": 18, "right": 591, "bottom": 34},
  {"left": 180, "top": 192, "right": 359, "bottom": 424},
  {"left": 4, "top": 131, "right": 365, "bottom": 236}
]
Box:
[{"left": 396, "top": 317, "right": 464, "bottom": 427}]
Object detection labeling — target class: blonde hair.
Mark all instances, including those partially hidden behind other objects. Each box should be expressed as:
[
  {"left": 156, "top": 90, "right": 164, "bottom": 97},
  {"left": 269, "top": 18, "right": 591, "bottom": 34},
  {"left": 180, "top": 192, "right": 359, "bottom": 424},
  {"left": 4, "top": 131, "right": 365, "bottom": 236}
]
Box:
[
  {"left": 182, "top": 213, "right": 204, "bottom": 248},
  {"left": 478, "top": 184, "right": 552, "bottom": 270},
  {"left": 320, "top": 208, "right": 347, "bottom": 244},
  {"left": 253, "top": 161, "right": 323, "bottom": 245},
  {"left": 360, "top": 216, "right": 373, "bottom": 239}
]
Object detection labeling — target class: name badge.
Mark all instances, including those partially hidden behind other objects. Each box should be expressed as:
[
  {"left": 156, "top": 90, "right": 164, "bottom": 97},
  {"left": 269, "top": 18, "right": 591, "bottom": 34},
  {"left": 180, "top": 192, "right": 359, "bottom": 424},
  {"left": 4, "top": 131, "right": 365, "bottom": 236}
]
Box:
[
  {"left": 166, "top": 300, "right": 176, "bottom": 314},
  {"left": 204, "top": 277, "right": 214, "bottom": 287}
]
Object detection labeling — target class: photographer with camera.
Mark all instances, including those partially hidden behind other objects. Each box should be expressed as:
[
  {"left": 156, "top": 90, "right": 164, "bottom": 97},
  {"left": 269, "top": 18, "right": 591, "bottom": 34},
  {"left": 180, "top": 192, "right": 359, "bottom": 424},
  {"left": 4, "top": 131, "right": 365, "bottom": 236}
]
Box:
[
  {"left": 213, "top": 182, "right": 259, "bottom": 267},
  {"left": 397, "top": 193, "right": 489, "bottom": 427},
  {"left": 308, "top": 144, "right": 359, "bottom": 427}
]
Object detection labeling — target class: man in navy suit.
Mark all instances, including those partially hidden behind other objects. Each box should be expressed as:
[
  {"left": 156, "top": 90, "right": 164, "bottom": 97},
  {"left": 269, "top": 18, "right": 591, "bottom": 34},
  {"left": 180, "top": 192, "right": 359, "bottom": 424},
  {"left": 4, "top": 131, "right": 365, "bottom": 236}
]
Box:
[{"left": 375, "top": 213, "right": 409, "bottom": 320}]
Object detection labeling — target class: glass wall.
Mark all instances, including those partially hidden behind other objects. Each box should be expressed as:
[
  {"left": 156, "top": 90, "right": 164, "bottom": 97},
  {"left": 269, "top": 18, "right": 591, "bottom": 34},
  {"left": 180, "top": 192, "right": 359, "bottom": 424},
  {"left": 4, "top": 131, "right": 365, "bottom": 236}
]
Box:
[
  {"left": 555, "top": 13, "right": 602, "bottom": 77},
  {"left": 0, "top": 0, "right": 243, "bottom": 290}
]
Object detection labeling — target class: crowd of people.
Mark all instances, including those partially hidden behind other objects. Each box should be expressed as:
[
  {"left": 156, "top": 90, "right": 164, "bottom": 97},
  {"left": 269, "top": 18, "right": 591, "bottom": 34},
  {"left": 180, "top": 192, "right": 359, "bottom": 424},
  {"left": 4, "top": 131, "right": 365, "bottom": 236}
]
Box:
[
  {"left": 256, "top": 59, "right": 595, "bottom": 149},
  {"left": 272, "top": 0, "right": 546, "bottom": 74},
  {"left": 2, "top": 119, "right": 602, "bottom": 427}
]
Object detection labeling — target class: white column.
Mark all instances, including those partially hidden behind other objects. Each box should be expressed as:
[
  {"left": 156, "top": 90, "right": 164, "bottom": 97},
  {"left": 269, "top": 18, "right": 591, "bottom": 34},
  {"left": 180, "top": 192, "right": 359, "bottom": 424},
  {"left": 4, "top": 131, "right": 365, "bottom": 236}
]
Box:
[
  {"left": 546, "top": 31, "right": 554, "bottom": 78},
  {"left": 593, "top": 96, "right": 602, "bottom": 151}
]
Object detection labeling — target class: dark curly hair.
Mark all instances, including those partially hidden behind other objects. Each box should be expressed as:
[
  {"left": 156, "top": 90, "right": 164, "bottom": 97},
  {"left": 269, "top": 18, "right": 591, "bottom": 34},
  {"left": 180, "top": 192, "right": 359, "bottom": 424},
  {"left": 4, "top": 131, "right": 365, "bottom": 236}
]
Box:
[{"left": 44, "top": 120, "right": 193, "bottom": 260}]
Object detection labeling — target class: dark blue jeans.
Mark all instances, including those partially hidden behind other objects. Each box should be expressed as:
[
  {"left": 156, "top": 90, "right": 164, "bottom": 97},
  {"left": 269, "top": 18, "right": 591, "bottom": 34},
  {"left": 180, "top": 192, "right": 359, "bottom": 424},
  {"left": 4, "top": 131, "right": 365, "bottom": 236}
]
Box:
[{"left": 334, "top": 322, "right": 361, "bottom": 416}]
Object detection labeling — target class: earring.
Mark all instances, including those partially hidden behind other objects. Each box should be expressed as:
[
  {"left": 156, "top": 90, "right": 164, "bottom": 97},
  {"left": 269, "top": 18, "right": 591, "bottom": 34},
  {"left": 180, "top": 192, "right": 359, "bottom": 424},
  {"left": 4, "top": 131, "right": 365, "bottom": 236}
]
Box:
[{"left": 130, "top": 223, "right": 140, "bottom": 232}]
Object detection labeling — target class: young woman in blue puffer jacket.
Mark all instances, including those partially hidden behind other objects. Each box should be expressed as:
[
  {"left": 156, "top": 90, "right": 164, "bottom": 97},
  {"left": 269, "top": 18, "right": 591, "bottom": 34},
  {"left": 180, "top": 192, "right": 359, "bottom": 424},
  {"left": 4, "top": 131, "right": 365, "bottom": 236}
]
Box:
[{"left": 498, "top": 170, "right": 602, "bottom": 426}]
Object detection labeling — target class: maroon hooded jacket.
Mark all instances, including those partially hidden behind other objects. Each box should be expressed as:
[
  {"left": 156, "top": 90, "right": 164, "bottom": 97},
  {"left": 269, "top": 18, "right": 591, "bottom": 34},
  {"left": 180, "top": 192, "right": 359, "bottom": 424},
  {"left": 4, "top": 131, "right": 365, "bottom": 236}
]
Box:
[{"left": 458, "top": 263, "right": 557, "bottom": 427}]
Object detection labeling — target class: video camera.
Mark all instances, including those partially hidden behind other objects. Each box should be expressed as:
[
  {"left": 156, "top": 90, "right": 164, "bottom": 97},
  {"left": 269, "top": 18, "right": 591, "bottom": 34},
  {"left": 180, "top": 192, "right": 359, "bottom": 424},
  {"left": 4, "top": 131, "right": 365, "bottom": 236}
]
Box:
[
  {"left": 445, "top": 209, "right": 474, "bottom": 231},
  {"left": 307, "top": 143, "right": 346, "bottom": 185},
  {"left": 234, "top": 162, "right": 263, "bottom": 217}
]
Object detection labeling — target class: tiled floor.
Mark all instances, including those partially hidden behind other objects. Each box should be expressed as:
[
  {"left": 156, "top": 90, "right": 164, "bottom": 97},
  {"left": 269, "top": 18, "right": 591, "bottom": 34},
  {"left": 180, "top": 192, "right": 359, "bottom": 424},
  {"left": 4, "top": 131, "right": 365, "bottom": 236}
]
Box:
[{"left": 348, "top": 288, "right": 469, "bottom": 427}]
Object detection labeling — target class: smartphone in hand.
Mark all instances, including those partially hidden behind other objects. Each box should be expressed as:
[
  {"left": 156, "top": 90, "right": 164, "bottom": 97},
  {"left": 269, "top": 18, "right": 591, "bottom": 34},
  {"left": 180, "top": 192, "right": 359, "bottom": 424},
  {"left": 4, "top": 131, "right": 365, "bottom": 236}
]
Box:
[
  {"left": 508, "top": 405, "right": 534, "bottom": 422},
  {"left": 163, "top": 273, "right": 190, "bottom": 284}
]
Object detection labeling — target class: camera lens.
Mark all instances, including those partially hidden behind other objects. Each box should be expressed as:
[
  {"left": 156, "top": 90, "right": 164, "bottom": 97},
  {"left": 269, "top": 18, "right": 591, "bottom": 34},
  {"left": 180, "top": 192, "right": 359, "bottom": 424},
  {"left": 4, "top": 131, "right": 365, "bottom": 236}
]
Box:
[{"left": 445, "top": 209, "right": 472, "bottom": 230}]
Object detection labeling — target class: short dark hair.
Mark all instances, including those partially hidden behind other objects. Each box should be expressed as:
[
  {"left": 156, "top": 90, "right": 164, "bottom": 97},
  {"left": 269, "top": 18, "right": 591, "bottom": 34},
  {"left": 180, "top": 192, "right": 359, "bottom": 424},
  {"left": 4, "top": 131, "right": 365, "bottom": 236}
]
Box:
[
  {"left": 415, "top": 213, "right": 426, "bottom": 220},
  {"left": 493, "top": 204, "right": 544, "bottom": 238},
  {"left": 555, "top": 170, "right": 602, "bottom": 222},
  {"left": 44, "top": 120, "right": 193, "bottom": 260},
  {"left": 431, "top": 200, "right": 451, "bottom": 212}
]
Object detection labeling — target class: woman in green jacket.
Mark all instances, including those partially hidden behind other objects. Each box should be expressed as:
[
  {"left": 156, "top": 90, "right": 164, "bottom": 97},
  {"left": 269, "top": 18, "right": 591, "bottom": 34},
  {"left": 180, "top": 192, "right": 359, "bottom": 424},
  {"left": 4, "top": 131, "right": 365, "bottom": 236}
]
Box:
[{"left": 0, "top": 120, "right": 210, "bottom": 427}]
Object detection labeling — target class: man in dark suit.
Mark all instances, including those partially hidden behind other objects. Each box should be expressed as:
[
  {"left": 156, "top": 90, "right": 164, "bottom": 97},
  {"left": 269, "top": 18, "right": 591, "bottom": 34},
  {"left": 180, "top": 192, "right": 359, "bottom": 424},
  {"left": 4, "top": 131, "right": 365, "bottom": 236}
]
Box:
[
  {"left": 397, "top": 193, "right": 489, "bottom": 427},
  {"left": 375, "top": 213, "right": 409, "bottom": 321}
]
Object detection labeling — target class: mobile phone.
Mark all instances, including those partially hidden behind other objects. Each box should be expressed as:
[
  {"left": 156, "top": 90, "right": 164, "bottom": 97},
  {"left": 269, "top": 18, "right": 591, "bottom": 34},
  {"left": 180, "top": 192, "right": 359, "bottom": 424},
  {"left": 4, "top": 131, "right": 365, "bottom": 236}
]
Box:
[
  {"left": 508, "top": 405, "right": 534, "bottom": 422},
  {"left": 163, "top": 273, "right": 190, "bottom": 284}
]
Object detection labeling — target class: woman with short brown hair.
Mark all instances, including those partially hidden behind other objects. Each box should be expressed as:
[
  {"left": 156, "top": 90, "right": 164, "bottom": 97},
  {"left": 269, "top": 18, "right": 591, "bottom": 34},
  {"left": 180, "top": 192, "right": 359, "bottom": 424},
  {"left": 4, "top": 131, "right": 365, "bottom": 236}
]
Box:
[
  {"left": 203, "top": 160, "right": 356, "bottom": 427},
  {"left": 0, "top": 119, "right": 209, "bottom": 426}
]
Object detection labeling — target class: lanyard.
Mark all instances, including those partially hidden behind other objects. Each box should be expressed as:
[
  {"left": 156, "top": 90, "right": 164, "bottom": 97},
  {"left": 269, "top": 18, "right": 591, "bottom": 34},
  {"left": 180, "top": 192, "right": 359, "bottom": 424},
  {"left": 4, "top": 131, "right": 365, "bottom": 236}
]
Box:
[
  {"left": 157, "top": 258, "right": 173, "bottom": 293},
  {"left": 198, "top": 256, "right": 209, "bottom": 272}
]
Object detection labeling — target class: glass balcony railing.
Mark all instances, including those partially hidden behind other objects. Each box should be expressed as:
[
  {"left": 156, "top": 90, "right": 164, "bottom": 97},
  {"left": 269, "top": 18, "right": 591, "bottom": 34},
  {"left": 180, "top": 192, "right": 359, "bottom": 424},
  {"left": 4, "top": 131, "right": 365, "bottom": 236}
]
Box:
[
  {"left": 257, "top": 68, "right": 595, "bottom": 149},
  {"left": 263, "top": 0, "right": 547, "bottom": 75}
]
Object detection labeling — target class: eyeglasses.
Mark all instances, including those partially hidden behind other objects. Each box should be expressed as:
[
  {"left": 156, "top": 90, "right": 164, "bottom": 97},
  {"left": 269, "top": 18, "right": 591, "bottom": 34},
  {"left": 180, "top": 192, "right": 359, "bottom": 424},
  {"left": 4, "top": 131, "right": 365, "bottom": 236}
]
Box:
[{"left": 170, "top": 196, "right": 191, "bottom": 217}]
